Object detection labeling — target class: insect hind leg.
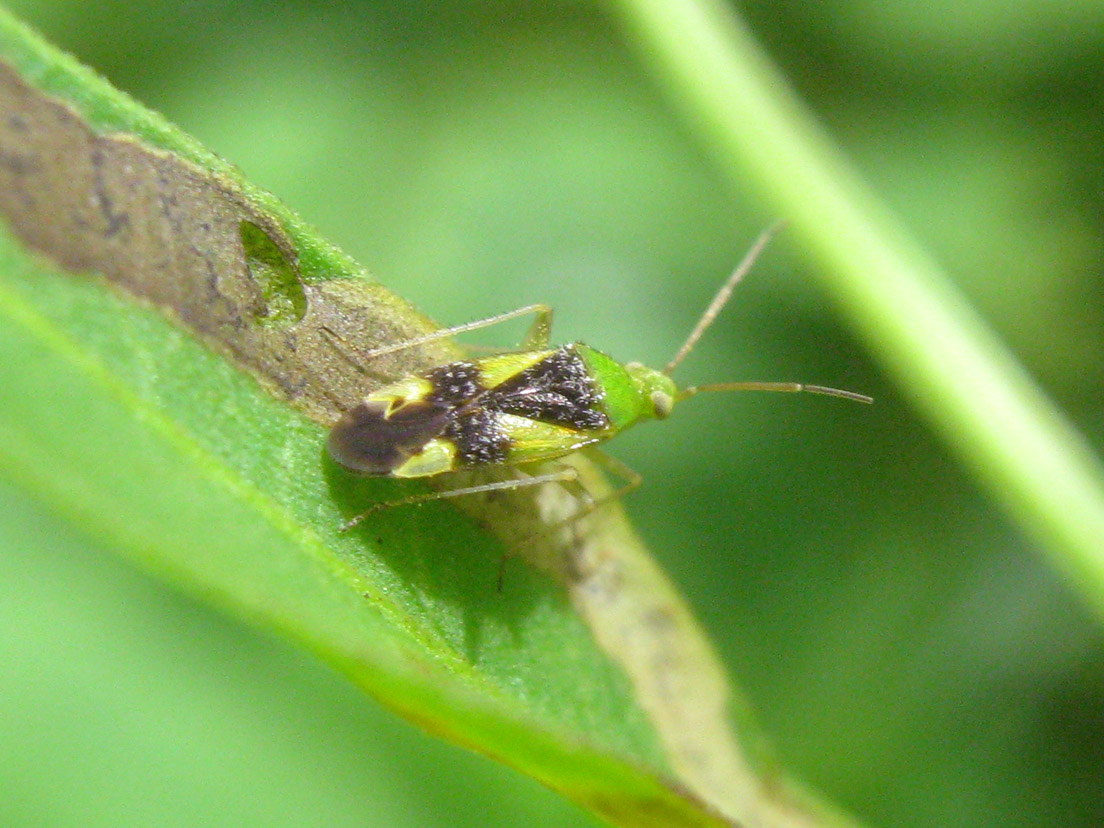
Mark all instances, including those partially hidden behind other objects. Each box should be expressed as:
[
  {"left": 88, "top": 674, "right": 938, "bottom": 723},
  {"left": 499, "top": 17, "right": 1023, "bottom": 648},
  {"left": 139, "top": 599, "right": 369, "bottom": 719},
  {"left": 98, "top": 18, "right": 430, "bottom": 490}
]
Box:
[
  {"left": 354, "top": 303, "right": 554, "bottom": 362},
  {"left": 339, "top": 463, "right": 578, "bottom": 532}
]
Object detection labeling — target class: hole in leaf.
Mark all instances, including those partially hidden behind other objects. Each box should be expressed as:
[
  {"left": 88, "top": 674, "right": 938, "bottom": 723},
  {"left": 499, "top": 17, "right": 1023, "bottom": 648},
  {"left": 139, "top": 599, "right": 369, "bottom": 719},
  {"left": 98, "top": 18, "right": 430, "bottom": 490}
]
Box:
[{"left": 240, "top": 220, "right": 305, "bottom": 325}]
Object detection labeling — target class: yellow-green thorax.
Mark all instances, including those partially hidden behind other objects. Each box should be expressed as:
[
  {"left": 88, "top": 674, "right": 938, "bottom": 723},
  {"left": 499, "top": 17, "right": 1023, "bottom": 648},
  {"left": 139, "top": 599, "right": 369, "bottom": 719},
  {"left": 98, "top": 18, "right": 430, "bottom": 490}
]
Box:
[{"left": 572, "top": 344, "right": 678, "bottom": 429}]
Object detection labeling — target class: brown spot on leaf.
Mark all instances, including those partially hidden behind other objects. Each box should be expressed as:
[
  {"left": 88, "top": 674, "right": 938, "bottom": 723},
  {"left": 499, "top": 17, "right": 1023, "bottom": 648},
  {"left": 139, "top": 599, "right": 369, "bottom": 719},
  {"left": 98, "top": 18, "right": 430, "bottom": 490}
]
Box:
[{"left": 0, "top": 61, "right": 453, "bottom": 424}]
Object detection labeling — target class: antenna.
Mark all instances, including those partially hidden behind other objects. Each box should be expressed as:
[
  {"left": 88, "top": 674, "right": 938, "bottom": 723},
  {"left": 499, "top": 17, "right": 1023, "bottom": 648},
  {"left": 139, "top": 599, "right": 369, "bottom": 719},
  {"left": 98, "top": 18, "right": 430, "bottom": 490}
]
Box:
[
  {"left": 663, "top": 222, "right": 785, "bottom": 376},
  {"left": 678, "top": 382, "right": 873, "bottom": 404},
  {"left": 662, "top": 224, "right": 872, "bottom": 406}
]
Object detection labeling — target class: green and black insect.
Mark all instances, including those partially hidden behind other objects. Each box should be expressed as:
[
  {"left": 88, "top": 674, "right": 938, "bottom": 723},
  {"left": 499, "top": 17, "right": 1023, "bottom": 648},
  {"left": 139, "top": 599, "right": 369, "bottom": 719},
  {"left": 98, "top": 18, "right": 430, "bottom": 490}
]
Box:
[{"left": 327, "top": 228, "right": 871, "bottom": 528}]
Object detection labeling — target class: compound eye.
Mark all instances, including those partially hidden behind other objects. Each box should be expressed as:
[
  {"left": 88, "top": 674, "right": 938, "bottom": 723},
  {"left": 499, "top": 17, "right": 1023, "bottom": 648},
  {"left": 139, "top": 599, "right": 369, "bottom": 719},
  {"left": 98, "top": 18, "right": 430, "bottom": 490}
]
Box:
[{"left": 651, "top": 391, "right": 673, "bottom": 419}]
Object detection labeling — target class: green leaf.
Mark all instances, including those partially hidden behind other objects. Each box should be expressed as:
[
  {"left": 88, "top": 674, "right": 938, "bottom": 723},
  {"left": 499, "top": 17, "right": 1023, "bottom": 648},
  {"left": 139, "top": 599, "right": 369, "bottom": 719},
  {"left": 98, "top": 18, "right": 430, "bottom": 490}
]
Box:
[{"left": 0, "top": 9, "right": 867, "bottom": 828}]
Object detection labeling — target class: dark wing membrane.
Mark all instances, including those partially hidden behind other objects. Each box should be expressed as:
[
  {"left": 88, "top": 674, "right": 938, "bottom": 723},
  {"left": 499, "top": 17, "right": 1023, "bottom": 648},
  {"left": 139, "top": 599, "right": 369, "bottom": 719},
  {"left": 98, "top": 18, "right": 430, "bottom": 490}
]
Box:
[
  {"left": 484, "top": 346, "right": 609, "bottom": 431},
  {"left": 329, "top": 359, "right": 488, "bottom": 475},
  {"left": 327, "top": 397, "right": 453, "bottom": 475}
]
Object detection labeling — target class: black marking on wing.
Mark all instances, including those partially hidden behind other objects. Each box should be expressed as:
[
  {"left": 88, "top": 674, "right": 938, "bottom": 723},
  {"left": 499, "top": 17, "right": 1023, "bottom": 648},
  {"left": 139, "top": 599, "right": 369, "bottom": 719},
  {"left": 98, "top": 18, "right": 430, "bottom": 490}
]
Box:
[
  {"left": 448, "top": 407, "right": 510, "bottom": 466},
  {"left": 426, "top": 360, "right": 511, "bottom": 466},
  {"left": 427, "top": 361, "right": 482, "bottom": 405},
  {"left": 327, "top": 397, "right": 452, "bottom": 475},
  {"left": 486, "top": 346, "right": 609, "bottom": 431}
]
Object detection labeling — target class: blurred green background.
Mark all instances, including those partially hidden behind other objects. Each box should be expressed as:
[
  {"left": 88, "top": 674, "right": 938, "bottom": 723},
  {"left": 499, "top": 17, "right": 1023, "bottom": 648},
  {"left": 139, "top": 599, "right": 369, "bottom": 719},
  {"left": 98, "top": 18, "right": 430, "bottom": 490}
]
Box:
[{"left": 3, "top": 1, "right": 1104, "bottom": 827}]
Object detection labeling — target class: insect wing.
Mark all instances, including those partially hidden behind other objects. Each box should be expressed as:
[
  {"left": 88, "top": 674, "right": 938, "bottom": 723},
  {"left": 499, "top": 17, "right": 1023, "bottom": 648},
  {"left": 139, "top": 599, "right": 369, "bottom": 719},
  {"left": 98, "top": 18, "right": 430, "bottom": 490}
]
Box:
[
  {"left": 497, "top": 413, "right": 605, "bottom": 464},
  {"left": 328, "top": 388, "right": 455, "bottom": 476},
  {"left": 476, "top": 346, "right": 615, "bottom": 465},
  {"left": 483, "top": 346, "right": 610, "bottom": 432}
]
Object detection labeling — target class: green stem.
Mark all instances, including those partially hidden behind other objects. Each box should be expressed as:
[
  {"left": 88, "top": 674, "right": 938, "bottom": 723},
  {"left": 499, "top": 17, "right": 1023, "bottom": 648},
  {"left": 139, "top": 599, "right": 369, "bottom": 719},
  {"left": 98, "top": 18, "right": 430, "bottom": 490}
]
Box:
[{"left": 607, "top": 0, "right": 1104, "bottom": 613}]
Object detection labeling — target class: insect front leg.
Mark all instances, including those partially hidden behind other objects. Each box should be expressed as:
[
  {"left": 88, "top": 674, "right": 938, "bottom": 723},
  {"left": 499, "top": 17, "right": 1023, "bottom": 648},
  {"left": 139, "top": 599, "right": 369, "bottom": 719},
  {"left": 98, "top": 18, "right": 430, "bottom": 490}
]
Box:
[
  {"left": 502, "top": 450, "right": 642, "bottom": 535},
  {"left": 549, "top": 448, "right": 643, "bottom": 525},
  {"left": 584, "top": 449, "right": 643, "bottom": 505},
  {"left": 492, "top": 452, "right": 642, "bottom": 589}
]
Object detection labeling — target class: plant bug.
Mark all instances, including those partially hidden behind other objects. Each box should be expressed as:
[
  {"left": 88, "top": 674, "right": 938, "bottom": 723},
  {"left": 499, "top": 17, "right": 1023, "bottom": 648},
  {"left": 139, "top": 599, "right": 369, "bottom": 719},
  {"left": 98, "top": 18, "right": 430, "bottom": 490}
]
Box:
[{"left": 326, "top": 226, "right": 871, "bottom": 529}]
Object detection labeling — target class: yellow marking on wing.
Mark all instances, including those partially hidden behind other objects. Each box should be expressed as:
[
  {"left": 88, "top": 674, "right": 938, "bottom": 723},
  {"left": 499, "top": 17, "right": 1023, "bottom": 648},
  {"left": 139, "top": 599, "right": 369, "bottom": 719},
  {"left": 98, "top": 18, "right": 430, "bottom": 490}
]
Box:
[
  {"left": 500, "top": 413, "right": 606, "bottom": 464},
  {"left": 392, "top": 438, "right": 457, "bottom": 478},
  {"left": 365, "top": 376, "right": 435, "bottom": 416},
  {"left": 476, "top": 350, "right": 555, "bottom": 389}
]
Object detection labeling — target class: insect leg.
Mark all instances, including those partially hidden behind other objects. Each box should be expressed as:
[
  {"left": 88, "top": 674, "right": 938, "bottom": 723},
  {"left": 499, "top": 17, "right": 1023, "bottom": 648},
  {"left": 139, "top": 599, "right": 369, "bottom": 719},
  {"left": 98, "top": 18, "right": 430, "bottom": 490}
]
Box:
[
  {"left": 508, "top": 450, "right": 642, "bottom": 537},
  {"left": 493, "top": 453, "right": 642, "bottom": 589},
  {"left": 356, "top": 303, "right": 554, "bottom": 361},
  {"left": 518, "top": 304, "right": 554, "bottom": 350},
  {"left": 339, "top": 465, "right": 578, "bottom": 531},
  {"left": 569, "top": 448, "right": 643, "bottom": 519}
]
